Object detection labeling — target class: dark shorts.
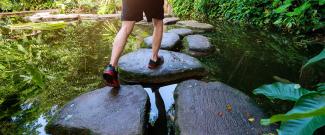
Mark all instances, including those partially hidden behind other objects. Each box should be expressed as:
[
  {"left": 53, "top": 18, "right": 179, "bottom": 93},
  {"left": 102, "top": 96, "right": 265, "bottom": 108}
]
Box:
[{"left": 121, "top": 0, "right": 164, "bottom": 22}]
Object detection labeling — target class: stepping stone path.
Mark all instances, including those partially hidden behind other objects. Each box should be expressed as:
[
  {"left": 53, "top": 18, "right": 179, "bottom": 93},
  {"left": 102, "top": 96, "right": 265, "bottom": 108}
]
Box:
[
  {"left": 118, "top": 49, "right": 207, "bottom": 84},
  {"left": 177, "top": 20, "right": 214, "bottom": 31},
  {"left": 183, "top": 34, "right": 214, "bottom": 56},
  {"left": 167, "top": 28, "right": 194, "bottom": 38},
  {"left": 144, "top": 32, "right": 180, "bottom": 50},
  {"left": 174, "top": 80, "right": 275, "bottom": 135},
  {"left": 46, "top": 86, "right": 149, "bottom": 135},
  {"left": 26, "top": 13, "right": 120, "bottom": 22},
  {"left": 163, "top": 17, "right": 180, "bottom": 25}
]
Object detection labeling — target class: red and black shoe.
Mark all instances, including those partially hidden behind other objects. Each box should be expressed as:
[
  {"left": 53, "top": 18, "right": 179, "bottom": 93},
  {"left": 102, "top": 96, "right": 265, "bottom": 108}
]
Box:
[
  {"left": 148, "top": 56, "right": 164, "bottom": 69},
  {"left": 103, "top": 64, "right": 120, "bottom": 88}
]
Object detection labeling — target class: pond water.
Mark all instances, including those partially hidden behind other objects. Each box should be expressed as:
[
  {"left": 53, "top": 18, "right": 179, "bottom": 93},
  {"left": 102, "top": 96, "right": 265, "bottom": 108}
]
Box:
[{"left": 0, "top": 17, "right": 324, "bottom": 135}]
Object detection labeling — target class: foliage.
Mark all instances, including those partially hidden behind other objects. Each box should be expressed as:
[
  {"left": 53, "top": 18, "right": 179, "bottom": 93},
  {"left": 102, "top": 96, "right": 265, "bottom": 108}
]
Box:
[
  {"left": 303, "top": 48, "right": 325, "bottom": 68},
  {"left": 169, "top": 0, "right": 325, "bottom": 33},
  {"left": 0, "top": 0, "right": 55, "bottom": 12},
  {"left": 253, "top": 49, "right": 325, "bottom": 135}
]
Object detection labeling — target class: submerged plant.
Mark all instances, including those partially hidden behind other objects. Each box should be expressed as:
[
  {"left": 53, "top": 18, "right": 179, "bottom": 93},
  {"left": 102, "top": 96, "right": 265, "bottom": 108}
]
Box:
[{"left": 253, "top": 48, "right": 325, "bottom": 135}]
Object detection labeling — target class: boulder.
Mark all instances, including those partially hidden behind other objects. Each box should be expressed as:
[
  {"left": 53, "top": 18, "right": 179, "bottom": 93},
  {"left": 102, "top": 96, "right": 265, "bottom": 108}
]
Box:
[
  {"left": 163, "top": 17, "right": 180, "bottom": 25},
  {"left": 176, "top": 20, "right": 214, "bottom": 31},
  {"left": 167, "top": 28, "right": 194, "bottom": 38},
  {"left": 174, "top": 80, "right": 276, "bottom": 135},
  {"left": 46, "top": 86, "right": 149, "bottom": 135},
  {"left": 183, "top": 34, "right": 214, "bottom": 56},
  {"left": 144, "top": 32, "right": 181, "bottom": 50},
  {"left": 118, "top": 49, "right": 207, "bottom": 84}
]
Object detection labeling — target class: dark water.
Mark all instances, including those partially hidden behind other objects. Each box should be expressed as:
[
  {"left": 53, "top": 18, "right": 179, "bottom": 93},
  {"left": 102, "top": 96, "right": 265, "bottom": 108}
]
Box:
[{"left": 0, "top": 18, "right": 324, "bottom": 134}]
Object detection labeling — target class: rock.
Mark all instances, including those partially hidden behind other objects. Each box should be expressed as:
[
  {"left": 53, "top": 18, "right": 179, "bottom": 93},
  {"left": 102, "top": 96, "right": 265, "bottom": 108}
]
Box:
[
  {"left": 174, "top": 80, "right": 276, "bottom": 135},
  {"left": 26, "top": 13, "right": 120, "bottom": 22},
  {"left": 118, "top": 49, "right": 207, "bottom": 84},
  {"left": 177, "top": 20, "right": 214, "bottom": 31},
  {"left": 144, "top": 32, "right": 181, "bottom": 50},
  {"left": 183, "top": 34, "right": 214, "bottom": 56},
  {"left": 46, "top": 86, "right": 149, "bottom": 135},
  {"left": 163, "top": 17, "right": 180, "bottom": 25},
  {"left": 167, "top": 28, "right": 194, "bottom": 38}
]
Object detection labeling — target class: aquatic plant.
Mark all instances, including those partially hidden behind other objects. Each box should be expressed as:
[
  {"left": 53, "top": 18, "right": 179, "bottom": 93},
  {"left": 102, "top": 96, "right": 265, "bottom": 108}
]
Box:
[{"left": 253, "top": 49, "right": 325, "bottom": 135}]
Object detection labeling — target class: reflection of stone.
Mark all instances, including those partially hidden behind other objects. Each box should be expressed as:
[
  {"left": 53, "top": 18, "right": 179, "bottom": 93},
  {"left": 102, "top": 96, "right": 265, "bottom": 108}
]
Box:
[
  {"left": 144, "top": 32, "right": 181, "bottom": 50},
  {"left": 46, "top": 86, "right": 149, "bottom": 135},
  {"left": 174, "top": 80, "right": 276, "bottom": 135},
  {"left": 118, "top": 49, "right": 207, "bottom": 84},
  {"left": 148, "top": 87, "right": 168, "bottom": 135},
  {"left": 183, "top": 34, "right": 215, "bottom": 56}
]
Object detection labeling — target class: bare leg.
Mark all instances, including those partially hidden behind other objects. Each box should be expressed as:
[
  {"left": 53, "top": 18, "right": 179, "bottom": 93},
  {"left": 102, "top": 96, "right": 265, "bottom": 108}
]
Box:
[
  {"left": 110, "top": 21, "right": 136, "bottom": 67},
  {"left": 151, "top": 18, "right": 164, "bottom": 61}
]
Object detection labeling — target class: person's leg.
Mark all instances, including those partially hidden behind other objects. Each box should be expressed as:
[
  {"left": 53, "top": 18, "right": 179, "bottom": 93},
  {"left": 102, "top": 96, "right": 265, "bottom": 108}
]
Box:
[
  {"left": 109, "top": 21, "right": 136, "bottom": 67},
  {"left": 151, "top": 18, "right": 163, "bottom": 61}
]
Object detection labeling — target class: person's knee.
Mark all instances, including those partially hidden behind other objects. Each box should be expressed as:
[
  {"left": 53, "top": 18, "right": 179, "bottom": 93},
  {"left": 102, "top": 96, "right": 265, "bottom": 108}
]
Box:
[
  {"left": 153, "top": 19, "right": 163, "bottom": 28},
  {"left": 120, "top": 22, "right": 135, "bottom": 35}
]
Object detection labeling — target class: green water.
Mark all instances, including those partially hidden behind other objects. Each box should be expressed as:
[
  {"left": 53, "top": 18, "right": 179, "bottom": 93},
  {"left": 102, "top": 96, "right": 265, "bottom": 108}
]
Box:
[{"left": 0, "top": 18, "right": 324, "bottom": 134}]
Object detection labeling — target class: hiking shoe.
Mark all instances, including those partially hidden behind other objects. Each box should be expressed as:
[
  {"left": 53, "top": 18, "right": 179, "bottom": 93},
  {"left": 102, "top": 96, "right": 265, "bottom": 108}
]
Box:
[
  {"left": 103, "top": 64, "right": 120, "bottom": 88},
  {"left": 148, "top": 56, "right": 164, "bottom": 69}
]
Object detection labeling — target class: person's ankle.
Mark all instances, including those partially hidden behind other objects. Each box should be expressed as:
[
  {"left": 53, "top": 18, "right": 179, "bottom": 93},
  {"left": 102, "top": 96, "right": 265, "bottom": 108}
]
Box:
[{"left": 151, "top": 55, "right": 158, "bottom": 61}]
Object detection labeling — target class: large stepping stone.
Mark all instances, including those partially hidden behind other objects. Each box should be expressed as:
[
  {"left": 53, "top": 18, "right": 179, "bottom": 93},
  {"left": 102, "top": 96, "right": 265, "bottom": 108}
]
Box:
[
  {"left": 144, "top": 32, "right": 180, "bottom": 50},
  {"left": 174, "top": 80, "right": 275, "bottom": 135},
  {"left": 163, "top": 17, "right": 180, "bottom": 25},
  {"left": 177, "top": 20, "right": 214, "bottom": 31},
  {"left": 118, "top": 49, "right": 207, "bottom": 84},
  {"left": 183, "top": 34, "right": 214, "bottom": 56},
  {"left": 26, "top": 13, "right": 120, "bottom": 22},
  {"left": 167, "top": 28, "right": 194, "bottom": 38},
  {"left": 46, "top": 86, "right": 149, "bottom": 135}
]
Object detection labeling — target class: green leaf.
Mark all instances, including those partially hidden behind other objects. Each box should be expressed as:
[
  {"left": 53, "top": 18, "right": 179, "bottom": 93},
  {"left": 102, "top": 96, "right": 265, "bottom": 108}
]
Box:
[
  {"left": 274, "top": 0, "right": 292, "bottom": 13},
  {"left": 290, "top": 2, "right": 311, "bottom": 16},
  {"left": 26, "top": 65, "right": 45, "bottom": 88},
  {"left": 278, "top": 93, "right": 325, "bottom": 135},
  {"left": 317, "top": 83, "right": 325, "bottom": 92},
  {"left": 274, "top": 18, "right": 282, "bottom": 25},
  {"left": 17, "top": 44, "right": 28, "bottom": 54},
  {"left": 303, "top": 48, "right": 325, "bottom": 68},
  {"left": 253, "top": 82, "right": 313, "bottom": 101},
  {"left": 320, "top": 0, "right": 325, "bottom": 5}
]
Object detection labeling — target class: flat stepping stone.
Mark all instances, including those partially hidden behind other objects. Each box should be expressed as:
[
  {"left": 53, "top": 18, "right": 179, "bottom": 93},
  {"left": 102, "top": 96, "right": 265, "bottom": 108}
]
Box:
[
  {"left": 46, "top": 86, "right": 148, "bottom": 135},
  {"left": 144, "top": 32, "right": 180, "bottom": 50},
  {"left": 167, "top": 28, "right": 194, "bottom": 38},
  {"left": 118, "top": 49, "right": 207, "bottom": 84},
  {"left": 174, "top": 80, "right": 275, "bottom": 135},
  {"left": 163, "top": 17, "right": 180, "bottom": 25},
  {"left": 177, "top": 20, "right": 214, "bottom": 31},
  {"left": 183, "top": 34, "right": 214, "bottom": 56}
]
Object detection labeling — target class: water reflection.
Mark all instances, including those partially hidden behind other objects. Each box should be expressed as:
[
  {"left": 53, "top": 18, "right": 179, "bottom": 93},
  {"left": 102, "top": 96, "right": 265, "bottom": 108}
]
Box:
[{"left": 145, "top": 84, "right": 177, "bottom": 135}]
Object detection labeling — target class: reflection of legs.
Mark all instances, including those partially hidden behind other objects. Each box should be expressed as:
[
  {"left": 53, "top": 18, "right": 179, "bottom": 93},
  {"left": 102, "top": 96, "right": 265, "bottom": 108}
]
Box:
[
  {"left": 151, "top": 18, "right": 163, "bottom": 61},
  {"left": 110, "top": 21, "right": 136, "bottom": 67},
  {"left": 152, "top": 88, "right": 168, "bottom": 135}
]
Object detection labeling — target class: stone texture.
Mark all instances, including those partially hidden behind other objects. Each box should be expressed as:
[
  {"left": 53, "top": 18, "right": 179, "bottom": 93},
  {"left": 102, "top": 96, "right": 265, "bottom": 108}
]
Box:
[
  {"left": 174, "top": 80, "right": 276, "bottom": 135},
  {"left": 177, "top": 20, "right": 214, "bottom": 31},
  {"left": 183, "top": 34, "right": 214, "bottom": 56},
  {"left": 118, "top": 49, "right": 207, "bottom": 84},
  {"left": 26, "top": 13, "right": 120, "bottom": 22},
  {"left": 46, "top": 86, "right": 149, "bottom": 135},
  {"left": 144, "top": 32, "right": 181, "bottom": 50},
  {"left": 163, "top": 17, "right": 180, "bottom": 25},
  {"left": 167, "top": 28, "right": 194, "bottom": 38}
]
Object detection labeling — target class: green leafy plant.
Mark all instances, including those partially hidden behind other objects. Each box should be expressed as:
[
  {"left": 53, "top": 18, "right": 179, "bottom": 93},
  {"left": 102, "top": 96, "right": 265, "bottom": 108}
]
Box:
[{"left": 253, "top": 49, "right": 325, "bottom": 135}]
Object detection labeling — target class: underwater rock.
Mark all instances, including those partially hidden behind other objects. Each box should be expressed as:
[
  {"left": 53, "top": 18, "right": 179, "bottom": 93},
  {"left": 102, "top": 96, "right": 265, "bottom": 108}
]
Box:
[
  {"left": 174, "top": 80, "right": 276, "bottom": 135},
  {"left": 118, "top": 49, "right": 207, "bottom": 84},
  {"left": 183, "top": 34, "right": 214, "bottom": 56},
  {"left": 46, "top": 85, "right": 149, "bottom": 135},
  {"left": 144, "top": 32, "right": 181, "bottom": 50}
]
